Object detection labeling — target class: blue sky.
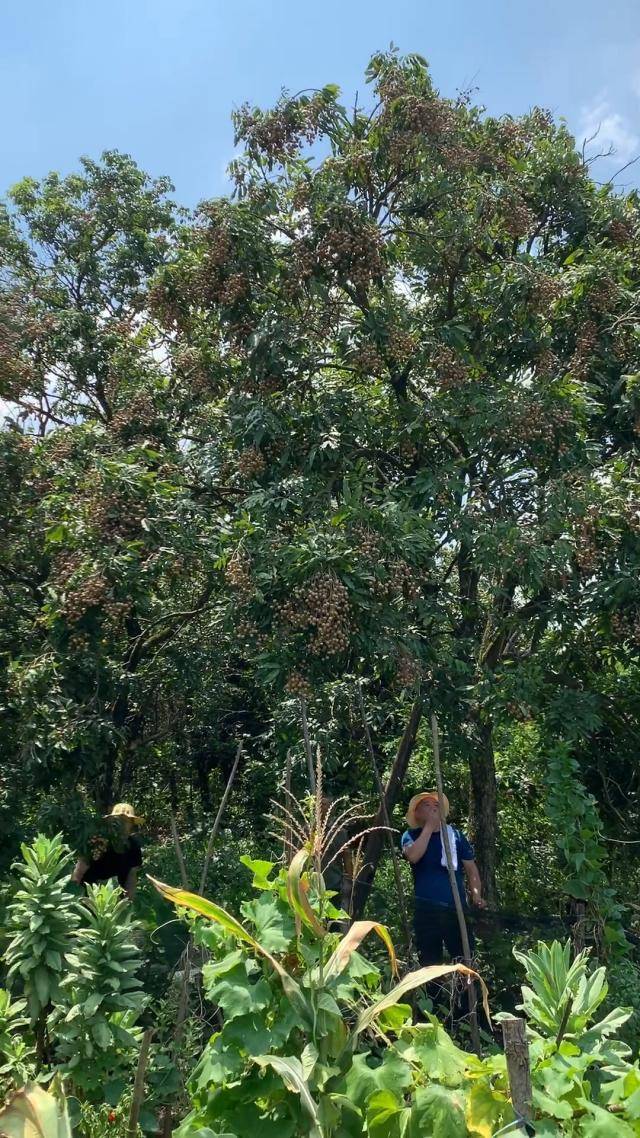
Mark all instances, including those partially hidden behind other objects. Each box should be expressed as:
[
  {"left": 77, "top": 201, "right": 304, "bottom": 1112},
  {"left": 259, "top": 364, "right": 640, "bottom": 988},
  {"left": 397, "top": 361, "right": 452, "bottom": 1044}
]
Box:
[{"left": 2, "top": 0, "right": 639, "bottom": 206}]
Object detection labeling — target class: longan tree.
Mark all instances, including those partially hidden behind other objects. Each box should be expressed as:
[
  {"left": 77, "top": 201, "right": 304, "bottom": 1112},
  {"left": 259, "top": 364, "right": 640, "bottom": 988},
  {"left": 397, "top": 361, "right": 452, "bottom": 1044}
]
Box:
[{"left": 149, "top": 50, "right": 640, "bottom": 901}]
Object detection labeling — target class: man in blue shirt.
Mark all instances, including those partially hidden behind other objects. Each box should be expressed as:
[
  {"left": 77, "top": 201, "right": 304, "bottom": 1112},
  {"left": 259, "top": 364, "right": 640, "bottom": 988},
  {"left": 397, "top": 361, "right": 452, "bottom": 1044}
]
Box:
[{"left": 401, "top": 791, "right": 485, "bottom": 972}]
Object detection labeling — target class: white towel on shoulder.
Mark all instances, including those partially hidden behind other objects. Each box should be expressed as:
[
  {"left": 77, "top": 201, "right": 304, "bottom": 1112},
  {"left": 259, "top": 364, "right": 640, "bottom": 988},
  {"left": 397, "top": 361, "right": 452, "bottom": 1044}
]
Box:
[{"left": 440, "top": 825, "right": 458, "bottom": 871}]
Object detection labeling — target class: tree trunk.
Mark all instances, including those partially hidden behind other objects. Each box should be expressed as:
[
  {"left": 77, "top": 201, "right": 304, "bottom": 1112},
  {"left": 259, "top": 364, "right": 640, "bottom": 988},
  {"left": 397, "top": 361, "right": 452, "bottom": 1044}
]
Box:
[
  {"left": 467, "top": 720, "right": 498, "bottom": 907},
  {"left": 351, "top": 699, "right": 423, "bottom": 919}
]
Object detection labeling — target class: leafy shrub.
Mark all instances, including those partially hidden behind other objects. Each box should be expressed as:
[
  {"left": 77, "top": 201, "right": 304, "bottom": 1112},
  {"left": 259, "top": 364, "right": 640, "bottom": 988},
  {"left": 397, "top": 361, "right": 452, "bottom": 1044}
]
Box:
[
  {"left": 0, "top": 988, "right": 36, "bottom": 1097},
  {"left": 5, "top": 834, "right": 80, "bottom": 1051},
  {"left": 49, "top": 882, "right": 147, "bottom": 1099}
]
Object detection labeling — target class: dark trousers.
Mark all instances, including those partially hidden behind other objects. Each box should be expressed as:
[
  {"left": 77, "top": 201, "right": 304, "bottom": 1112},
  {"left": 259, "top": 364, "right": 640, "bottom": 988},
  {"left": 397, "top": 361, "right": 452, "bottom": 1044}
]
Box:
[{"left": 414, "top": 901, "right": 476, "bottom": 1022}]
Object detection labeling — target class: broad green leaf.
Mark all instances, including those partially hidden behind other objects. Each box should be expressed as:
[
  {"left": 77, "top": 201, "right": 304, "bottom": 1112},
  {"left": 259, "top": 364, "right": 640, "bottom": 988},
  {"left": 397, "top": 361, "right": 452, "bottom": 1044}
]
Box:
[
  {"left": 409, "top": 1084, "right": 467, "bottom": 1138},
  {"left": 239, "top": 856, "right": 277, "bottom": 890},
  {"left": 204, "top": 962, "right": 273, "bottom": 1022},
  {"left": 398, "top": 1018, "right": 469, "bottom": 1086},
  {"left": 366, "top": 1089, "right": 410, "bottom": 1138},
  {"left": 241, "top": 893, "right": 295, "bottom": 953},
  {"left": 0, "top": 1083, "right": 72, "bottom": 1138},
  {"left": 577, "top": 1101, "right": 636, "bottom": 1137},
  {"left": 252, "top": 1055, "right": 321, "bottom": 1138},
  {"left": 465, "top": 1081, "right": 512, "bottom": 1138},
  {"left": 343, "top": 1050, "right": 412, "bottom": 1109},
  {"left": 148, "top": 876, "right": 308, "bottom": 1016}
]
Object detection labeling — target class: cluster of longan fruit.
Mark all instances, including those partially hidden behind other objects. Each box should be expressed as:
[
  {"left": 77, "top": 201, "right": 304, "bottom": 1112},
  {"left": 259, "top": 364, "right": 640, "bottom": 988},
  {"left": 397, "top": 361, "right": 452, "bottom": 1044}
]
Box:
[
  {"left": 574, "top": 521, "right": 600, "bottom": 575},
  {"left": 236, "top": 446, "right": 266, "bottom": 479},
  {"left": 63, "top": 571, "right": 109, "bottom": 623},
  {"left": 395, "top": 650, "right": 422, "bottom": 688},
  {"left": 611, "top": 610, "right": 640, "bottom": 644},
  {"left": 530, "top": 274, "right": 563, "bottom": 311},
  {"left": 570, "top": 322, "right": 598, "bottom": 378},
  {"left": 225, "top": 550, "right": 252, "bottom": 598},
  {"left": 432, "top": 344, "right": 468, "bottom": 391},
  {"left": 352, "top": 342, "right": 386, "bottom": 376},
  {"left": 501, "top": 198, "right": 536, "bottom": 239},
  {"left": 316, "top": 217, "right": 384, "bottom": 291},
  {"left": 387, "top": 328, "right": 417, "bottom": 365},
  {"left": 284, "top": 671, "right": 313, "bottom": 699},
  {"left": 281, "top": 573, "right": 351, "bottom": 656}
]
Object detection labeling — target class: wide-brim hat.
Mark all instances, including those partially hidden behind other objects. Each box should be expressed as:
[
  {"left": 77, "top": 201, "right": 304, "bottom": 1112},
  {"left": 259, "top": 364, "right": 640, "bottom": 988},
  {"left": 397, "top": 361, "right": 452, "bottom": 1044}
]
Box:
[
  {"left": 104, "top": 802, "right": 144, "bottom": 826},
  {"left": 406, "top": 791, "right": 449, "bottom": 827}
]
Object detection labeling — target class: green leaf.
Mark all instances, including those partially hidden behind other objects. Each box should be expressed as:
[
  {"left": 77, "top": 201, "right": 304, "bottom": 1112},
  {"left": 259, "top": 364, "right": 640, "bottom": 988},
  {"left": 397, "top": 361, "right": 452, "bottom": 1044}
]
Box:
[
  {"left": 202, "top": 962, "right": 272, "bottom": 1022},
  {"left": 577, "top": 1102, "right": 636, "bottom": 1136},
  {"left": 241, "top": 893, "right": 295, "bottom": 953},
  {"left": 366, "top": 1089, "right": 410, "bottom": 1138},
  {"left": 465, "top": 1082, "right": 511, "bottom": 1138},
  {"left": 409, "top": 1084, "right": 467, "bottom": 1138},
  {"left": 239, "top": 856, "right": 277, "bottom": 890},
  {"left": 252, "top": 1055, "right": 322, "bottom": 1138},
  {"left": 398, "top": 1018, "right": 468, "bottom": 1086},
  {"left": 344, "top": 1051, "right": 411, "bottom": 1110},
  {"left": 354, "top": 964, "right": 489, "bottom": 1039}
]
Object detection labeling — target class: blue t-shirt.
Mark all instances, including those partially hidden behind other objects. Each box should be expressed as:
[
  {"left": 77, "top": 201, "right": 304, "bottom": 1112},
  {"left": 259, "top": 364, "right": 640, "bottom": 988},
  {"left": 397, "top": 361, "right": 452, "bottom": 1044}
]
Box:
[{"left": 401, "top": 827, "right": 474, "bottom": 909}]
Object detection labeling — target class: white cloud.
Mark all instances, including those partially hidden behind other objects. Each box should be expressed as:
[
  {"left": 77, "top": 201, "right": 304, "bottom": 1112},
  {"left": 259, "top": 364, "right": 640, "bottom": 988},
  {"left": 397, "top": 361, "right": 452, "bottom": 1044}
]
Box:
[{"left": 579, "top": 95, "right": 639, "bottom": 165}]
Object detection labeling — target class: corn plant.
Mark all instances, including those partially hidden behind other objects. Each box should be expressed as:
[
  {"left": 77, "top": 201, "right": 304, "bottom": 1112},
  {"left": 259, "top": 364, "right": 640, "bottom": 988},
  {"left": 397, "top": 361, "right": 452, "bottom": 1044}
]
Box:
[
  {"left": 5, "top": 834, "right": 81, "bottom": 1057},
  {"left": 151, "top": 847, "right": 491, "bottom": 1138},
  {"left": 48, "top": 882, "right": 147, "bottom": 1099}
]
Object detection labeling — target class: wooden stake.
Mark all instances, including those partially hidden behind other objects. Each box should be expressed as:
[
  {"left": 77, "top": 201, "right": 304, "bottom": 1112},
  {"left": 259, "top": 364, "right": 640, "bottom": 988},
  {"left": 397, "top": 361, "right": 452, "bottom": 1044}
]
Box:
[
  {"left": 169, "top": 811, "right": 189, "bottom": 890},
  {"left": 431, "top": 713, "right": 482, "bottom": 1056},
  {"left": 300, "top": 698, "right": 317, "bottom": 794},
  {"left": 127, "top": 1027, "right": 154, "bottom": 1138},
  {"left": 357, "top": 681, "right": 413, "bottom": 958},
  {"left": 283, "top": 748, "right": 293, "bottom": 865},
  {"left": 199, "top": 741, "right": 243, "bottom": 894},
  {"left": 502, "top": 1016, "right": 533, "bottom": 1134}
]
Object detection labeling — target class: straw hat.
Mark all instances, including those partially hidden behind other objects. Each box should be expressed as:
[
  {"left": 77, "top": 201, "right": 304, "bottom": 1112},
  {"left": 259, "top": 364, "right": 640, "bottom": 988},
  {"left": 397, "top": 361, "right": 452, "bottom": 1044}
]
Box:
[
  {"left": 406, "top": 791, "right": 449, "bottom": 828},
  {"left": 104, "top": 802, "right": 144, "bottom": 826}
]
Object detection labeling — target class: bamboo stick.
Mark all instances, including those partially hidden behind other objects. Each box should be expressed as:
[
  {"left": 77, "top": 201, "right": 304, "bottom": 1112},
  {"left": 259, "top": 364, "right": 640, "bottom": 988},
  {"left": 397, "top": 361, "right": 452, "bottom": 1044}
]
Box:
[
  {"left": 127, "top": 1027, "right": 154, "bottom": 1138},
  {"left": 502, "top": 1016, "right": 533, "bottom": 1134},
  {"left": 199, "top": 741, "right": 243, "bottom": 894},
  {"left": 300, "top": 697, "right": 317, "bottom": 794},
  {"left": 430, "top": 713, "right": 482, "bottom": 1056},
  {"left": 357, "top": 681, "right": 413, "bottom": 958},
  {"left": 169, "top": 811, "right": 189, "bottom": 890}
]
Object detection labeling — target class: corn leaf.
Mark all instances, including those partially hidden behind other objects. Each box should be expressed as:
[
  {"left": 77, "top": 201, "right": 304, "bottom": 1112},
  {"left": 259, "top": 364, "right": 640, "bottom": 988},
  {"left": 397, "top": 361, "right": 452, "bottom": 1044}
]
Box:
[
  {"left": 0, "top": 1083, "right": 71, "bottom": 1138},
  {"left": 324, "top": 921, "right": 398, "bottom": 979},
  {"left": 354, "top": 964, "right": 490, "bottom": 1039},
  {"left": 252, "top": 1055, "right": 322, "bottom": 1138},
  {"left": 286, "top": 850, "right": 327, "bottom": 939}
]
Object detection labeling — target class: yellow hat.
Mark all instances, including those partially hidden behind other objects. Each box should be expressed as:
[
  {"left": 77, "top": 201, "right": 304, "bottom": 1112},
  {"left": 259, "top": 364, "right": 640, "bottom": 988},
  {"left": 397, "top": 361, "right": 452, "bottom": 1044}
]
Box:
[
  {"left": 406, "top": 791, "right": 449, "bottom": 827},
  {"left": 105, "top": 802, "right": 144, "bottom": 826}
]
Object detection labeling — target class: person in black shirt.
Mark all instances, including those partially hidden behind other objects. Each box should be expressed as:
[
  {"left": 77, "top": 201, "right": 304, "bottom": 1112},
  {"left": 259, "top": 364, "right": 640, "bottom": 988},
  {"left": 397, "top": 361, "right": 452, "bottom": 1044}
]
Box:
[{"left": 72, "top": 802, "right": 143, "bottom": 901}]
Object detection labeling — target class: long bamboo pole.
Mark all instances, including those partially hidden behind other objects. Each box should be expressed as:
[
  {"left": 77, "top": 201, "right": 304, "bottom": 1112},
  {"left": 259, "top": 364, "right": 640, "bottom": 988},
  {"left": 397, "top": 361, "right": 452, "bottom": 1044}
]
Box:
[
  {"left": 300, "top": 698, "right": 317, "bottom": 794},
  {"left": 199, "top": 741, "right": 243, "bottom": 894},
  {"left": 357, "top": 682, "right": 413, "bottom": 958},
  {"left": 430, "top": 713, "right": 482, "bottom": 1056}
]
